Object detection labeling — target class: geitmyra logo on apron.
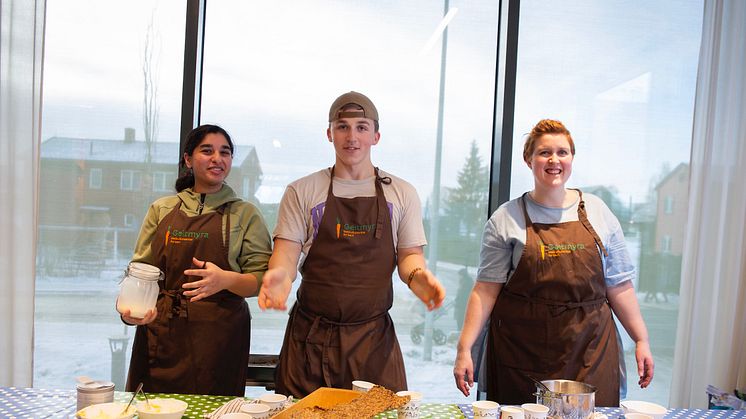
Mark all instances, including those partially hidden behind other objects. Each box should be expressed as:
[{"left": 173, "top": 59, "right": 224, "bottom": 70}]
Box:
[
  {"left": 336, "top": 217, "right": 376, "bottom": 239},
  {"left": 165, "top": 226, "right": 209, "bottom": 246},
  {"left": 538, "top": 239, "right": 585, "bottom": 259}
]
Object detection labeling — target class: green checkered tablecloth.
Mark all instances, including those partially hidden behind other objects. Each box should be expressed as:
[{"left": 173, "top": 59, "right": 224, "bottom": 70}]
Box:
[
  {"left": 3, "top": 388, "right": 746, "bottom": 419},
  {"left": 113, "top": 392, "right": 234, "bottom": 418},
  {"left": 115, "top": 391, "right": 465, "bottom": 418},
  {"left": 115, "top": 392, "right": 465, "bottom": 418},
  {"left": 373, "top": 403, "right": 464, "bottom": 418},
  {"left": 0, "top": 387, "right": 466, "bottom": 418}
]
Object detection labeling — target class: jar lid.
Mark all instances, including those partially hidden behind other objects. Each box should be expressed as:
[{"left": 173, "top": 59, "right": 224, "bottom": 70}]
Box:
[
  {"left": 126, "top": 262, "right": 163, "bottom": 281},
  {"left": 77, "top": 381, "right": 115, "bottom": 393}
]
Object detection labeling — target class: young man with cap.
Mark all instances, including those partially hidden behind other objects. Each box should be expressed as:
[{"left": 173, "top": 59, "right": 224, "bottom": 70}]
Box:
[{"left": 258, "top": 91, "right": 446, "bottom": 398}]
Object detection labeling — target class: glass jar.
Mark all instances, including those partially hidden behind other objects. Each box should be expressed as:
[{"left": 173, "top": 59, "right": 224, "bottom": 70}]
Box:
[{"left": 116, "top": 262, "right": 162, "bottom": 318}]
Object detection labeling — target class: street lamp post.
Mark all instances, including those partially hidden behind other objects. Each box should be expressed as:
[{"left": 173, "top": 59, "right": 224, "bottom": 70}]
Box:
[
  {"left": 424, "top": 0, "right": 451, "bottom": 362},
  {"left": 108, "top": 326, "right": 130, "bottom": 390}
]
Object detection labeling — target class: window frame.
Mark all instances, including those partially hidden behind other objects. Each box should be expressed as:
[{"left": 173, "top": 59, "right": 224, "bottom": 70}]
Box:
[
  {"left": 120, "top": 169, "right": 141, "bottom": 191},
  {"left": 153, "top": 171, "right": 174, "bottom": 192},
  {"left": 179, "top": 0, "right": 517, "bottom": 212},
  {"left": 89, "top": 167, "right": 103, "bottom": 189},
  {"left": 664, "top": 195, "right": 674, "bottom": 214}
]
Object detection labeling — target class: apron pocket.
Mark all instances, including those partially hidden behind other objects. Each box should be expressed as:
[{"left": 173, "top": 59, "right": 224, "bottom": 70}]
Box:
[
  {"left": 494, "top": 311, "right": 552, "bottom": 372},
  {"left": 544, "top": 305, "right": 604, "bottom": 369}
]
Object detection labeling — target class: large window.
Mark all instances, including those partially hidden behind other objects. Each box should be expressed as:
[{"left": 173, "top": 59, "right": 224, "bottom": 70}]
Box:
[
  {"left": 201, "top": 0, "right": 498, "bottom": 402},
  {"left": 511, "top": 0, "right": 703, "bottom": 405},
  {"left": 33, "top": 0, "right": 703, "bottom": 405},
  {"left": 35, "top": 0, "right": 186, "bottom": 390}
]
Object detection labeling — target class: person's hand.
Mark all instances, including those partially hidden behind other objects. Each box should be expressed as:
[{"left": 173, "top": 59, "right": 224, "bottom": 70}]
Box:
[
  {"left": 182, "top": 257, "right": 227, "bottom": 302},
  {"left": 120, "top": 307, "right": 157, "bottom": 325},
  {"left": 258, "top": 267, "right": 293, "bottom": 311},
  {"left": 409, "top": 268, "right": 446, "bottom": 310},
  {"left": 635, "top": 340, "right": 654, "bottom": 388},
  {"left": 453, "top": 348, "right": 475, "bottom": 397}
]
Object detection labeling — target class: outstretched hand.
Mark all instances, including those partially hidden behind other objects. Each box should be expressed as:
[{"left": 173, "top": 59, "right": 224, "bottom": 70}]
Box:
[
  {"left": 409, "top": 268, "right": 446, "bottom": 310},
  {"left": 258, "top": 267, "right": 293, "bottom": 311}
]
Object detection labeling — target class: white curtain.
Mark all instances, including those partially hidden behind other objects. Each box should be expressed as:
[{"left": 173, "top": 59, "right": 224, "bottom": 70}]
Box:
[
  {"left": 669, "top": 0, "right": 746, "bottom": 408},
  {"left": 0, "top": 0, "right": 46, "bottom": 386}
]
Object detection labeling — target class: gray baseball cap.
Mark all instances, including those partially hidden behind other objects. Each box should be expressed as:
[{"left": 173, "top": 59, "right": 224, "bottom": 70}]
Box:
[{"left": 328, "top": 91, "right": 379, "bottom": 122}]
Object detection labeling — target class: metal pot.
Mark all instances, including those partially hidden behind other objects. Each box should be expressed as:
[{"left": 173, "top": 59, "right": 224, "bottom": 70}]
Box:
[{"left": 535, "top": 379, "right": 596, "bottom": 419}]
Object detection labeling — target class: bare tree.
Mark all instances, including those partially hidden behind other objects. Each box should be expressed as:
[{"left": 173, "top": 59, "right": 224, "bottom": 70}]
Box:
[{"left": 142, "top": 15, "right": 160, "bottom": 166}]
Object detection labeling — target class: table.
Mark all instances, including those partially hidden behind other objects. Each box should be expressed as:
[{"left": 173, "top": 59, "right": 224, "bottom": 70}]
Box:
[
  {"left": 458, "top": 405, "right": 746, "bottom": 419},
  {"left": 1, "top": 387, "right": 744, "bottom": 419}
]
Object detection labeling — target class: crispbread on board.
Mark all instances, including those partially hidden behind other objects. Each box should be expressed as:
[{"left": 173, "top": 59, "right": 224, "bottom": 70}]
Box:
[{"left": 288, "top": 385, "right": 410, "bottom": 419}]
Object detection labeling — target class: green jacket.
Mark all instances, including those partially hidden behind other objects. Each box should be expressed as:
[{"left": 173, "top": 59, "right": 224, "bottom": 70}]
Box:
[{"left": 132, "top": 184, "right": 272, "bottom": 294}]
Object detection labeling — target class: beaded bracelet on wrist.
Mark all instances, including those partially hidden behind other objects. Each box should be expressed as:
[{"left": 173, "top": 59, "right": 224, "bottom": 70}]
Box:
[{"left": 407, "top": 267, "right": 423, "bottom": 288}]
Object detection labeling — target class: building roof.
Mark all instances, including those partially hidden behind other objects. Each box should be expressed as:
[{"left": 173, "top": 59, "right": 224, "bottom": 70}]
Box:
[
  {"left": 654, "top": 162, "right": 689, "bottom": 190},
  {"left": 41, "top": 136, "right": 256, "bottom": 165}
]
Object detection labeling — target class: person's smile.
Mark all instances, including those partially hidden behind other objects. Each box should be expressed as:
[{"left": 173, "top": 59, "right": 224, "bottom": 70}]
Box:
[
  {"left": 207, "top": 165, "right": 225, "bottom": 175},
  {"left": 545, "top": 166, "right": 562, "bottom": 175}
]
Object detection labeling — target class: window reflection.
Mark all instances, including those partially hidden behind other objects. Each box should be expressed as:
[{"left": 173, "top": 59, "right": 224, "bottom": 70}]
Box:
[
  {"left": 35, "top": 0, "right": 186, "bottom": 390},
  {"left": 202, "top": 0, "right": 498, "bottom": 401},
  {"left": 512, "top": 0, "right": 703, "bottom": 404}
]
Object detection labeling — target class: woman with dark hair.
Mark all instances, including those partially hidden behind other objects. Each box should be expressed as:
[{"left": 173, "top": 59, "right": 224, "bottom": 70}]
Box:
[{"left": 117, "top": 124, "right": 272, "bottom": 395}]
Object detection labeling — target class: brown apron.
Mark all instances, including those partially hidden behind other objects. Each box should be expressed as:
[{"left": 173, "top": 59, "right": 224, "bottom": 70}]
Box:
[
  {"left": 486, "top": 191, "right": 620, "bottom": 406},
  {"left": 275, "top": 167, "right": 407, "bottom": 398},
  {"left": 126, "top": 200, "right": 250, "bottom": 396}
]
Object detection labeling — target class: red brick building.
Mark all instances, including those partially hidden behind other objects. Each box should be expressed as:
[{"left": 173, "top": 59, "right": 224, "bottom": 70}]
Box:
[{"left": 38, "top": 130, "right": 262, "bottom": 275}]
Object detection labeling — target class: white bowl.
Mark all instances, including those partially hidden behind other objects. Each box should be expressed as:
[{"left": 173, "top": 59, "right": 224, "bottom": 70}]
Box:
[
  {"left": 135, "top": 398, "right": 188, "bottom": 419},
  {"left": 624, "top": 413, "right": 654, "bottom": 419},
  {"left": 221, "top": 414, "right": 253, "bottom": 419},
  {"left": 258, "top": 393, "right": 287, "bottom": 409},
  {"left": 240, "top": 403, "right": 271, "bottom": 418},
  {"left": 76, "top": 402, "right": 136, "bottom": 419},
  {"left": 620, "top": 400, "right": 667, "bottom": 419}
]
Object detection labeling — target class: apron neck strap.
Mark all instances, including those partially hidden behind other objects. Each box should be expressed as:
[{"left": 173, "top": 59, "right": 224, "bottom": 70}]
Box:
[
  {"left": 574, "top": 189, "right": 608, "bottom": 257},
  {"left": 520, "top": 193, "right": 533, "bottom": 227},
  {"left": 373, "top": 167, "right": 389, "bottom": 239}
]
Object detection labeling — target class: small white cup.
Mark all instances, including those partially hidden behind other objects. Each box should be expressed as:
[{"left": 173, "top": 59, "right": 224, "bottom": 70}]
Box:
[
  {"left": 620, "top": 400, "right": 667, "bottom": 419},
  {"left": 220, "top": 413, "right": 252, "bottom": 419},
  {"left": 521, "top": 403, "right": 549, "bottom": 419},
  {"left": 395, "top": 390, "right": 423, "bottom": 419},
  {"left": 258, "top": 393, "right": 287, "bottom": 412},
  {"left": 472, "top": 400, "right": 500, "bottom": 418},
  {"left": 624, "top": 414, "right": 654, "bottom": 419},
  {"left": 352, "top": 380, "right": 376, "bottom": 392},
  {"left": 240, "top": 403, "right": 271, "bottom": 419},
  {"left": 500, "top": 406, "right": 524, "bottom": 419}
]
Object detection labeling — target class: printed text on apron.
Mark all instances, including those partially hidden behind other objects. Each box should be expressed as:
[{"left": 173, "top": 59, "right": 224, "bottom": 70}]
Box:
[
  {"left": 126, "top": 200, "right": 250, "bottom": 396},
  {"left": 275, "top": 167, "right": 407, "bottom": 398},
  {"left": 486, "top": 191, "right": 620, "bottom": 406}
]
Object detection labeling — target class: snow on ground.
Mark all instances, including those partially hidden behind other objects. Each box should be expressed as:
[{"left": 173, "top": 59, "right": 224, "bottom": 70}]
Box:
[
  {"left": 33, "top": 259, "right": 672, "bottom": 406},
  {"left": 33, "top": 272, "right": 470, "bottom": 403}
]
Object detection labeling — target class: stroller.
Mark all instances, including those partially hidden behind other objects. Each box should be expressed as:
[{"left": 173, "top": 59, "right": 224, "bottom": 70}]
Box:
[{"left": 409, "top": 300, "right": 454, "bottom": 346}]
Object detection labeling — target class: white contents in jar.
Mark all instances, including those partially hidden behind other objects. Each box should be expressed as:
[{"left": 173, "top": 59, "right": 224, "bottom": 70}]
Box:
[
  {"left": 116, "top": 301, "right": 152, "bottom": 319},
  {"left": 117, "top": 262, "right": 162, "bottom": 319}
]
